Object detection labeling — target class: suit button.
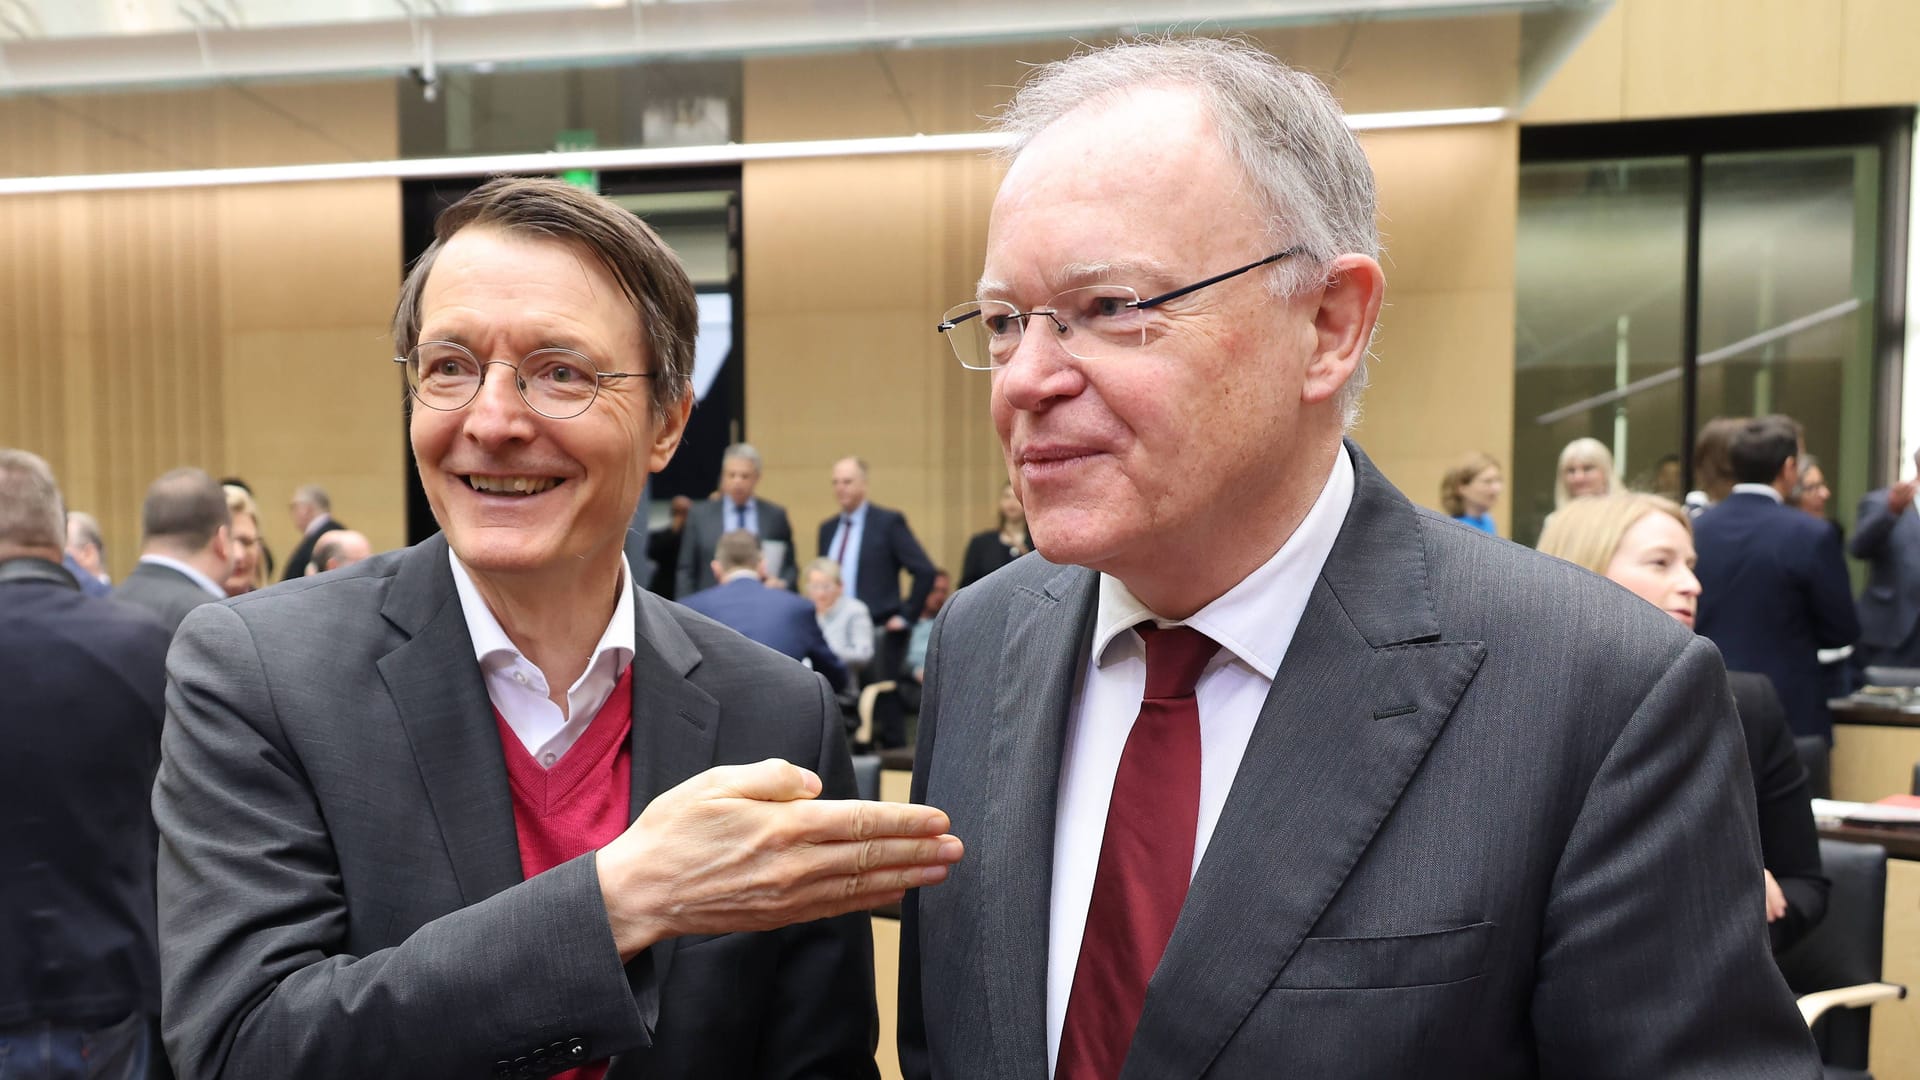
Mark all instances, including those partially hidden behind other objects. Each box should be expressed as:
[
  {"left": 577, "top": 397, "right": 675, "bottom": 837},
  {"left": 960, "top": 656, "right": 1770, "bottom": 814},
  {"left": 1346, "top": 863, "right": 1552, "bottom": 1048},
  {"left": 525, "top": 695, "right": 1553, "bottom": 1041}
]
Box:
[{"left": 567, "top": 1041, "right": 588, "bottom": 1060}]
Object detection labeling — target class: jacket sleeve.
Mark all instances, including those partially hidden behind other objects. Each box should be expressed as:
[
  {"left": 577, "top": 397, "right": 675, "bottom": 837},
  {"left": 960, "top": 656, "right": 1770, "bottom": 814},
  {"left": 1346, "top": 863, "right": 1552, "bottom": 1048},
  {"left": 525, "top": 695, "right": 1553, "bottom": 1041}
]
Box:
[
  {"left": 897, "top": 605, "right": 948, "bottom": 1080},
  {"left": 1806, "top": 522, "right": 1862, "bottom": 649},
  {"left": 1745, "top": 684, "right": 1829, "bottom": 953},
  {"left": 675, "top": 511, "right": 704, "bottom": 599},
  {"left": 1849, "top": 490, "right": 1896, "bottom": 560},
  {"left": 752, "top": 673, "right": 881, "bottom": 1079},
  {"left": 892, "top": 515, "right": 939, "bottom": 624},
  {"left": 154, "top": 602, "right": 654, "bottom": 1080},
  {"left": 769, "top": 507, "right": 800, "bottom": 591},
  {"left": 1531, "top": 636, "right": 1821, "bottom": 1078}
]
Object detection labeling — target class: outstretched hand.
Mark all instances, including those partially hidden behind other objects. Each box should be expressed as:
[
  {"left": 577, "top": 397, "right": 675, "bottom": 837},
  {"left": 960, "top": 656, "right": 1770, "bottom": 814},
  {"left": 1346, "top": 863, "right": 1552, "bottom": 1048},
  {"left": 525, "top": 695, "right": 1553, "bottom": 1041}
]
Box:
[{"left": 597, "top": 758, "right": 962, "bottom": 960}]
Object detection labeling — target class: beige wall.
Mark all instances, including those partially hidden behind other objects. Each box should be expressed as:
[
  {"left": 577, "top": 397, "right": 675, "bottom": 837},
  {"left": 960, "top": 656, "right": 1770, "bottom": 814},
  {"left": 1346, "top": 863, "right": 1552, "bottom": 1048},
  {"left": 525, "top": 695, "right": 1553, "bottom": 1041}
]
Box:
[
  {"left": 1529, "top": 0, "right": 1920, "bottom": 123},
  {"left": 0, "top": 81, "right": 405, "bottom": 583},
  {"left": 742, "top": 20, "right": 1527, "bottom": 564}
]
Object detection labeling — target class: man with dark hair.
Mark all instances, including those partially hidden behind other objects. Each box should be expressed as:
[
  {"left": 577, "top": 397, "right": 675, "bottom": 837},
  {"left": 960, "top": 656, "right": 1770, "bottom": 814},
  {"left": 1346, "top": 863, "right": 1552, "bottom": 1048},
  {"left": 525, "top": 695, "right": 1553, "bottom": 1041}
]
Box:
[
  {"left": 0, "top": 448, "right": 172, "bottom": 1079},
  {"left": 677, "top": 444, "right": 798, "bottom": 596},
  {"left": 114, "top": 467, "right": 232, "bottom": 634},
  {"left": 155, "top": 176, "right": 957, "bottom": 1080},
  {"left": 1695, "top": 415, "right": 1859, "bottom": 740},
  {"left": 281, "top": 484, "right": 343, "bottom": 580},
  {"left": 680, "top": 529, "right": 848, "bottom": 691}
]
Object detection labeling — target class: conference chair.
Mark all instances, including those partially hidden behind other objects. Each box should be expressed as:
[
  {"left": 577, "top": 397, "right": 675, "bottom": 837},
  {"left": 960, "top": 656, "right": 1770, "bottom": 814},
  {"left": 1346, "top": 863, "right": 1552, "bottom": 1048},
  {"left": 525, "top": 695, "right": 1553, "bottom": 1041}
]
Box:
[
  {"left": 1776, "top": 839, "right": 1907, "bottom": 1079},
  {"left": 852, "top": 680, "right": 898, "bottom": 752},
  {"left": 1796, "top": 735, "right": 1833, "bottom": 800}
]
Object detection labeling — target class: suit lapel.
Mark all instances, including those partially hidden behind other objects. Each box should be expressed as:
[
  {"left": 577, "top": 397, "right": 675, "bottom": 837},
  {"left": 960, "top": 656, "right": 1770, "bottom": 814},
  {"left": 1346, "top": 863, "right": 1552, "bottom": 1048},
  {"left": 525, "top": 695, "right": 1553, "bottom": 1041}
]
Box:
[
  {"left": 981, "top": 564, "right": 1098, "bottom": 1079},
  {"left": 625, "top": 585, "right": 721, "bottom": 988},
  {"left": 1122, "top": 442, "right": 1487, "bottom": 1079},
  {"left": 375, "top": 536, "right": 525, "bottom": 905}
]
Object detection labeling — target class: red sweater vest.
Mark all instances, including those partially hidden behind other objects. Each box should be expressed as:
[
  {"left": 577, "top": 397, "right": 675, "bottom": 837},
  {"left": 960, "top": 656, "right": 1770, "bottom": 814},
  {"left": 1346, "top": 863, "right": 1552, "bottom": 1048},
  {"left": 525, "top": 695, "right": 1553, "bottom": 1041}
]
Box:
[{"left": 493, "top": 667, "right": 635, "bottom": 1080}]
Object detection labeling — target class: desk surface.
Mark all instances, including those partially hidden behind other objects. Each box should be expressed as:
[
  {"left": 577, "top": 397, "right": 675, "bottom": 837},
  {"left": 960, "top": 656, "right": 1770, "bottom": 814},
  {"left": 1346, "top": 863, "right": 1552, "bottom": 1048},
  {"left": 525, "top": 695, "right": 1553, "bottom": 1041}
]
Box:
[
  {"left": 1831, "top": 698, "right": 1920, "bottom": 729},
  {"left": 1819, "top": 823, "right": 1920, "bottom": 861}
]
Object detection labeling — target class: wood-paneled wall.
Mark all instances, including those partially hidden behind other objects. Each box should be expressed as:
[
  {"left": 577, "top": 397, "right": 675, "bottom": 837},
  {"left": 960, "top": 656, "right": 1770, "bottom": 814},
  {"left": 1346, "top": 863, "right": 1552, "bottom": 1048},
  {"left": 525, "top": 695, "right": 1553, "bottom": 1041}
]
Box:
[
  {"left": 1528, "top": 0, "right": 1920, "bottom": 123},
  {"left": 0, "top": 81, "right": 404, "bottom": 583},
  {"left": 742, "top": 21, "right": 1525, "bottom": 564}
]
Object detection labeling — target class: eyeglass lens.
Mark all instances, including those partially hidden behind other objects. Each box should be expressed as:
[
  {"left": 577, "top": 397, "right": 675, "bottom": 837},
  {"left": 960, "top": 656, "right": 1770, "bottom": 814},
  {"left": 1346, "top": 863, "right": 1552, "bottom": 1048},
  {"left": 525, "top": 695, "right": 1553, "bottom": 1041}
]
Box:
[
  {"left": 941, "top": 285, "right": 1149, "bottom": 370},
  {"left": 404, "top": 344, "right": 603, "bottom": 418}
]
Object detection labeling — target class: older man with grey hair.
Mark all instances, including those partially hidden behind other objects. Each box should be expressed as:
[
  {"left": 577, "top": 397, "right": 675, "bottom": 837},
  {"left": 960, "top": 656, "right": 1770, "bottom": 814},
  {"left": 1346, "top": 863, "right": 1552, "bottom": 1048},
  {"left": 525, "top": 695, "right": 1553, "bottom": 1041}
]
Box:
[
  {"left": 64, "top": 509, "right": 112, "bottom": 597},
  {"left": 675, "top": 442, "right": 798, "bottom": 596},
  {"left": 901, "top": 37, "right": 1818, "bottom": 1079}
]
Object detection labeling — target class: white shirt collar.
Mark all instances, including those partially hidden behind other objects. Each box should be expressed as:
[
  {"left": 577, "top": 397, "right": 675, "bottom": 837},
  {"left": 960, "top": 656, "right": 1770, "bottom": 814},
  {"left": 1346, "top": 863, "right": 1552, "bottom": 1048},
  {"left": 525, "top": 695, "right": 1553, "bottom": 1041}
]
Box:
[
  {"left": 447, "top": 548, "right": 636, "bottom": 710},
  {"left": 138, "top": 553, "right": 227, "bottom": 599},
  {"left": 1731, "top": 483, "right": 1784, "bottom": 504},
  {"left": 1088, "top": 443, "right": 1355, "bottom": 681},
  {"left": 303, "top": 512, "right": 333, "bottom": 537}
]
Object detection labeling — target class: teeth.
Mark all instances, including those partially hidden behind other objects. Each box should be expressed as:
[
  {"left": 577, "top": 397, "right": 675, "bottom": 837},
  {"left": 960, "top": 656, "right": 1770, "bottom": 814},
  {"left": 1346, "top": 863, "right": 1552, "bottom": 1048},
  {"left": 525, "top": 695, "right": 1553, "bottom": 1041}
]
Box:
[{"left": 467, "top": 475, "right": 559, "bottom": 496}]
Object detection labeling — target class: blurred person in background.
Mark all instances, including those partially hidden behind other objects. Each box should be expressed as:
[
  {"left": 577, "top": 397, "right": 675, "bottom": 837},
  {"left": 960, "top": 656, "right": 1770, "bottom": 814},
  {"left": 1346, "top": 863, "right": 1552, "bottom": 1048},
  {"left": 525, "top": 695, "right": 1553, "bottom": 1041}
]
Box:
[
  {"left": 1439, "top": 452, "right": 1502, "bottom": 535},
  {"left": 222, "top": 484, "right": 266, "bottom": 596},
  {"left": 1849, "top": 447, "right": 1920, "bottom": 671},
  {"left": 680, "top": 530, "right": 848, "bottom": 692},
  {"left": 677, "top": 444, "right": 798, "bottom": 596},
  {"left": 114, "top": 468, "right": 231, "bottom": 635},
  {"left": 645, "top": 494, "right": 692, "bottom": 598},
  {"left": 1553, "top": 437, "right": 1615, "bottom": 507},
  {"left": 281, "top": 483, "right": 344, "bottom": 581},
  {"left": 1649, "top": 453, "right": 1684, "bottom": 500},
  {"left": 960, "top": 482, "right": 1031, "bottom": 587},
  {"left": 307, "top": 529, "right": 373, "bottom": 574},
  {"left": 64, "top": 509, "right": 113, "bottom": 597},
  {"left": 1790, "top": 454, "right": 1832, "bottom": 523},
  {"left": 1686, "top": 416, "right": 1744, "bottom": 516},
  {"left": 0, "top": 448, "right": 172, "bottom": 1080},
  {"left": 1539, "top": 493, "right": 1828, "bottom": 953},
  {"left": 805, "top": 556, "right": 873, "bottom": 685}
]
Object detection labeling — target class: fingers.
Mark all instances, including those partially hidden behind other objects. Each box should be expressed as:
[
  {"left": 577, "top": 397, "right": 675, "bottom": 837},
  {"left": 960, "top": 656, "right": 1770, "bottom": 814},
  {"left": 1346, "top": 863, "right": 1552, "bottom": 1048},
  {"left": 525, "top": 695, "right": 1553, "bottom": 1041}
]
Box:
[
  {"left": 788, "top": 798, "right": 951, "bottom": 843},
  {"left": 705, "top": 758, "right": 822, "bottom": 803}
]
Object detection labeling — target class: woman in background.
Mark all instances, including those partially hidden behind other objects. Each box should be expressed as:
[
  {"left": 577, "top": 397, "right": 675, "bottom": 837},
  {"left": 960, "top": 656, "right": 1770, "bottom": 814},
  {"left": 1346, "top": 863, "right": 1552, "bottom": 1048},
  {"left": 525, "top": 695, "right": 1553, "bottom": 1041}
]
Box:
[
  {"left": 1538, "top": 493, "right": 1828, "bottom": 952},
  {"left": 959, "top": 482, "right": 1030, "bottom": 587},
  {"left": 221, "top": 484, "right": 267, "bottom": 596},
  {"left": 1686, "top": 416, "right": 1743, "bottom": 516},
  {"left": 1439, "top": 452, "right": 1503, "bottom": 535},
  {"left": 1553, "top": 437, "right": 1616, "bottom": 507}
]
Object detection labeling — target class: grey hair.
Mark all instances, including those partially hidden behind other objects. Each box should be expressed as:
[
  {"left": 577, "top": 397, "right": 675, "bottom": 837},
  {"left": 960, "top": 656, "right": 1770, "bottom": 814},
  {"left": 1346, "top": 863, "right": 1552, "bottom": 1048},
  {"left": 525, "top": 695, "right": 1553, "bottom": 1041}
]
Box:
[
  {"left": 66, "top": 510, "right": 105, "bottom": 557},
  {"left": 722, "top": 442, "right": 763, "bottom": 475},
  {"left": 0, "top": 448, "right": 66, "bottom": 550},
  {"left": 293, "top": 484, "right": 331, "bottom": 513},
  {"left": 995, "top": 36, "right": 1380, "bottom": 428}
]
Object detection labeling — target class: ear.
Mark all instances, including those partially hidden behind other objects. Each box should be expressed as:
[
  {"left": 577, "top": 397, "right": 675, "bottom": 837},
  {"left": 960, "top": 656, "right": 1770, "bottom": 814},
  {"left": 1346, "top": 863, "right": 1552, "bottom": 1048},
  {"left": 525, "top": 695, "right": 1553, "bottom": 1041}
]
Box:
[
  {"left": 648, "top": 392, "right": 696, "bottom": 473},
  {"left": 1300, "top": 254, "right": 1386, "bottom": 407},
  {"left": 710, "top": 559, "right": 725, "bottom": 583}
]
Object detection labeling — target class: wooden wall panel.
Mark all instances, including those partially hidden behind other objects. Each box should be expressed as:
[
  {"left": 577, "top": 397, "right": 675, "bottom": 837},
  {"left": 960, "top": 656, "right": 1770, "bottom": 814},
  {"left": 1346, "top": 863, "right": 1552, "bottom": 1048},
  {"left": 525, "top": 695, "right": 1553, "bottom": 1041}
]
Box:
[
  {"left": 1841, "top": 0, "right": 1920, "bottom": 106},
  {"left": 0, "top": 81, "right": 402, "bottom": 583}
]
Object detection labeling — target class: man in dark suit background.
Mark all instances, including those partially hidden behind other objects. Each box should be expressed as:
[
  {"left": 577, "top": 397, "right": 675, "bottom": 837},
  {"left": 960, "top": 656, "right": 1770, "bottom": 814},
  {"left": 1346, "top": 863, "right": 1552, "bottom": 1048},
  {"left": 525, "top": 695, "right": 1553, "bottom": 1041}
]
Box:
[
  {"left": 901, "top": 38, "right": 1816, "bottom": 1079},
  {"left": 818, "top": 456, "right": 935, "bottom": 745},
  {"left": 63, "top": 510, "right": 113, "bottom": 597},
  {"left": 1695, "top": 415, "right": 1860, "bottom": 741},
  {"left": 114, "top": 467, "right": 232, "bottom": 634},
  {"left": 153, "top": 177, "right": 959, "bottom": 1080},
  {"left": 675, "top": 443, "right": 797, "bottom": 596},
  {"left": 0, "top": 448, "right": 172, "bottom": 1079},
  {"left": 680, "top": 529, "right": 847, "bottom": 692},
  {"left": 1849, "top": 447, "right": 1920, "bottom": 668},
  {"left": 280, "top": 483, "right": 344, "bottom": 580}
]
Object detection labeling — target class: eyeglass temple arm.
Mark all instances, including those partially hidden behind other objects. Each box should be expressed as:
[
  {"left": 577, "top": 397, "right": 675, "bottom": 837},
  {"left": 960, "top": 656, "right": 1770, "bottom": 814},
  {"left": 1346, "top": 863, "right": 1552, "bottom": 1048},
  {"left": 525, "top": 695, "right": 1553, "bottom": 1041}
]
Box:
[
  {"left": 937, "top": 309, "right": 985, "bottom": 333},
  {"left": 1130, "top": 247, "right": 1302, "bottom": 311}
]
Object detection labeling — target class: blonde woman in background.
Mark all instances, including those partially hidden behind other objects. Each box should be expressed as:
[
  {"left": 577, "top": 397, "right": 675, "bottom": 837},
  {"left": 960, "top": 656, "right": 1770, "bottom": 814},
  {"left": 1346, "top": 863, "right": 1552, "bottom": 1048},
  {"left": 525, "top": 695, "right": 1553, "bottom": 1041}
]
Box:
[
  {"left": 1553, "top": 437, "right": 1616, "bottom": 507},
  {"left": 1538, "top": 493, "right": 1828, "bottom": 952},
  {"left": 1439, "top": 452, "right": 1503, "bottom": 535},
  {"left": 221, "top": 484, "right": 266, "bottom": 596}
]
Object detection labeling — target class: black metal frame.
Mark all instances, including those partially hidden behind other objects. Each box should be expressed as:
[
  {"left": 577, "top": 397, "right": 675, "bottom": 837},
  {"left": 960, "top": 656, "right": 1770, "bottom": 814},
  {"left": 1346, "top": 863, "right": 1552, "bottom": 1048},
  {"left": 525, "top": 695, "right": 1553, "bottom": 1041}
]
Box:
[{"left": 1521, "top": 107, "right": 1914, "bottom": 491}]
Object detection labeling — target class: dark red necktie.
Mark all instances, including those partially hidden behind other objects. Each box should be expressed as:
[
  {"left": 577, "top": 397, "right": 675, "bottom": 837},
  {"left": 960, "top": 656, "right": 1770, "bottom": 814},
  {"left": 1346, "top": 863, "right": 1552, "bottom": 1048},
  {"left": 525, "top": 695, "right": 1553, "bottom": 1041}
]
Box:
[
  {"left": 834, "top": 516, "right": 851, "bottom": 562},
  {"left": 1056, "top": 624, "right": 1218, "bottom": 1080}
]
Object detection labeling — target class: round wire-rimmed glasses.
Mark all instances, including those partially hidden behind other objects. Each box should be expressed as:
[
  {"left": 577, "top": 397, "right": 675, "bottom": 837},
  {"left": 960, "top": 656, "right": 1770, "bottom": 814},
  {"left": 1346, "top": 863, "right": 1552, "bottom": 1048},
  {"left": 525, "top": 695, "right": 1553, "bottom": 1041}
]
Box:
[
  {"left": 936, "top": 247, "right": 1303, "bottom": 371},
  {"left": 394, "top": 341, "right": 654, "bottom": 420}
]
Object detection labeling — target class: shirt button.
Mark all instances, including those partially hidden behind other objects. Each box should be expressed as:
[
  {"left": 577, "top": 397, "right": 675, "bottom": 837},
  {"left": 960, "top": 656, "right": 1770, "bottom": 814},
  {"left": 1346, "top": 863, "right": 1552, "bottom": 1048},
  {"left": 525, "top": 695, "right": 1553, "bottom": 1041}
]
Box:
[
  {"left": 541, "top": 753, "right": 557, "bottom": 767},
  {"left": 514, "top": 671, "right": 529, "bottom": 686}
]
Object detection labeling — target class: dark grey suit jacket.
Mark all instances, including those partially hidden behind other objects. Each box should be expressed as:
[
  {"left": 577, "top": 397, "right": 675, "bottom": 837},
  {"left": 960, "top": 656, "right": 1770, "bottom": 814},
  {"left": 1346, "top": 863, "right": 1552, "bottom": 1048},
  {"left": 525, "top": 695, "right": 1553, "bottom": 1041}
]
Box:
[
  {"left": 900, "top": 442, "right": 1817, "bottom": 1079},
  {"left": 1850, "top": 487, "right": 1920, "bottom": 653},
  {"left": 114, "top": 560, "right": 220, "bottom": 635},
  {"left": 155, "top": 535, "right": 878, "bottom": 1080},
  {"left": 677, "top": 497, "right": 798, "bottom": 596}
]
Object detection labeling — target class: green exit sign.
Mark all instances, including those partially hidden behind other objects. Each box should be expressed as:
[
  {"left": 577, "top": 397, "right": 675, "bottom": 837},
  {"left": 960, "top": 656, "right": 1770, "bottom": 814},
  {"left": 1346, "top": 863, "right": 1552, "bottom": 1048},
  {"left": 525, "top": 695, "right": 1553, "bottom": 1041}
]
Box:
[{"left": 556, "top": 129, "right": 598, "bottom": 192}]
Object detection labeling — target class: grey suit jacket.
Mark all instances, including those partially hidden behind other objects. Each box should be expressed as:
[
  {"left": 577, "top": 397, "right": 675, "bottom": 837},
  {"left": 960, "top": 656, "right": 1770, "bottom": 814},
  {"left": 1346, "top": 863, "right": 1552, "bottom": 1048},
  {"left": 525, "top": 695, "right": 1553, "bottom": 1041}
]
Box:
[
  {"left": 900, "top": 442, "right": 1817, "bottom": 1079},
  {"left": 677, "top": 497, "right": 798, "bottom": 597},
  {"left": 155, "top": 534, "right": 878, "bottom": 1080},
  {"left": 114, "top": 560, "right": 220, "bottom": 635},
  {"left": 1849, "top": 487, "right": 1920, "bottom": 650}
]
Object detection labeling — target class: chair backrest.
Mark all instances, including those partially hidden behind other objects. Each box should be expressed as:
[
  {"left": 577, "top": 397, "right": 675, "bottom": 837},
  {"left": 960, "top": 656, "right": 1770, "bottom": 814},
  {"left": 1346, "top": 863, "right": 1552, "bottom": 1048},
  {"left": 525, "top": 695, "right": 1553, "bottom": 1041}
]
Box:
[
  {"left": 850, "top": 754, "right": 882, "bottom": 802},
  {"left": 1794, "top": 735, "right": 1832, "bottom": 801},
  {"left": 1776, "top": 839, "right": 1888, "bottom": 1070},
  {"left": 1912, "top": 760, "right": 1919, "bottom": 796}
]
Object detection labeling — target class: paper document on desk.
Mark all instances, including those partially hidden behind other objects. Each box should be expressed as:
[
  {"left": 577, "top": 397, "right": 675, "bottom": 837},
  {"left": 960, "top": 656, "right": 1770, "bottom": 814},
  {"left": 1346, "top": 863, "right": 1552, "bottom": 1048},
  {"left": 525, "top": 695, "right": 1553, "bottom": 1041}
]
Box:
[
  {"left": 1811, "top": 798, "right": 1920, "bottom": 828},
  {"left": 762, "top": 540, "right": 788, "bottom": 582}
]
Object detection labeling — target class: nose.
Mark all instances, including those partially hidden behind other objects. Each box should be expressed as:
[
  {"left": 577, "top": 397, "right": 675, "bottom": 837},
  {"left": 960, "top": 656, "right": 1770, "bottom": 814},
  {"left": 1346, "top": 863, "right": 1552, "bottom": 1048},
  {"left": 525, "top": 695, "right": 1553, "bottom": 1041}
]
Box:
[
  {"left": 1678, "top": 567, "right": 1702, "bottom": 598},
  {"left": 993, "top": 315, "right": 1086, "bottom": 413},
  {"left": 462, "top": 359, "right": 540, "bottom": 446}
]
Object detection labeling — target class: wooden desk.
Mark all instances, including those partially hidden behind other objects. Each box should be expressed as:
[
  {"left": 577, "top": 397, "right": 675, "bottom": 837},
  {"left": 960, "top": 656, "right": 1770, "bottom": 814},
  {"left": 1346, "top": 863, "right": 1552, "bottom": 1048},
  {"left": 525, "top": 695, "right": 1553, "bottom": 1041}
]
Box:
[
  {"left": 1817, "top": 822, "right": 1920, "bottom": 1080},
  {"left": 1830, "top": 699, "right": 1920, "bottom": 803}
]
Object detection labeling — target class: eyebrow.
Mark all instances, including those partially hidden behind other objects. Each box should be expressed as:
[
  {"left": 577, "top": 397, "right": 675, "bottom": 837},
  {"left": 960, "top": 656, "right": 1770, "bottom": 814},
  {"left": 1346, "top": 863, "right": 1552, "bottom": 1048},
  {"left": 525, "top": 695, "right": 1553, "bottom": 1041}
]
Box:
[{"left": 976, "top": 257, "right": 1176, "bottom": 303}]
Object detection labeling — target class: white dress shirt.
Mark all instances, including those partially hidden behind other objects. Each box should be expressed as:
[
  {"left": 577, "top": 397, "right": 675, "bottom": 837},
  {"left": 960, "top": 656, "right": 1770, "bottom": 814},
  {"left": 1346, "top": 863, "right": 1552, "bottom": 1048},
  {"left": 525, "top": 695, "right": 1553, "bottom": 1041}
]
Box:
[
  {"left": 137, "top": 553, "right": 226, "bottom": 599},
  {"left": 1730, "top": 482, "right": 1784, "bottom": 503},
  {"left": 1044, "top": 444, "right": 1355, "bottom": 1074},
  {"left": 723, "top": 497, "right": 760, "bottom": 535},
  {"left": 449, "top": 550, "right": 635, "bottom": 768}
]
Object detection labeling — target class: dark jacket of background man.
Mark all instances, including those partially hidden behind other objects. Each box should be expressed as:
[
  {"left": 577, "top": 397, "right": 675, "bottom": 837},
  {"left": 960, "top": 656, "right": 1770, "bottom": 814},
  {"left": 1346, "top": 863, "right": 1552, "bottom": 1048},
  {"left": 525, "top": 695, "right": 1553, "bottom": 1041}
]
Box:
[
  {"left": 677, "top": 447, "right": 798, "bottom": 597},
  {"left": 115, "top": 468, "right": 233, "bottom": 636},
  {"left": 0, "top": 555, "right": 171, "bottom": 1039},
  {"left": 281, "top": 484, "right": 344, "bottom": 581},
  {"left": 1694, "top": 418, "right": 1859, "bottom": 741},
  {"left": 1848, "top": 453, "right": 1920, "bottom": 667},
  {"left": 817, "top": 504, "right": 935, "bottom": 628},
  {"left": 681, "top": 577, "right": 849, "bottom": 692}
]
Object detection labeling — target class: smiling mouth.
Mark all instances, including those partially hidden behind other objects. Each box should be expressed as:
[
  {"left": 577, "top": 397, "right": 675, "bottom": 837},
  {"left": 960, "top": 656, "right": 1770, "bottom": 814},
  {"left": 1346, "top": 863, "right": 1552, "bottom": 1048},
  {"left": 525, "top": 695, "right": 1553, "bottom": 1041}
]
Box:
[{"left": 463, "top": 475, "right": 563, "bottom": 496}]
